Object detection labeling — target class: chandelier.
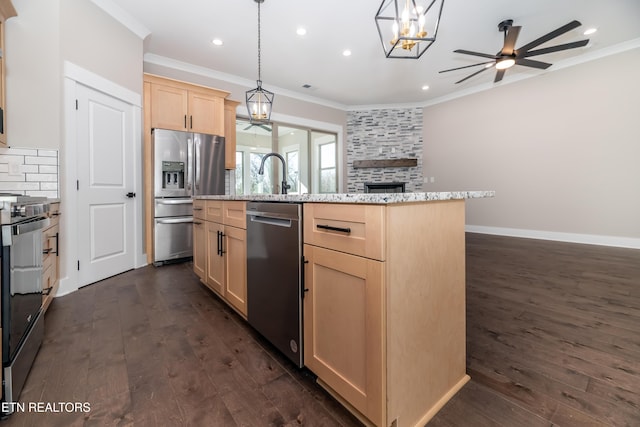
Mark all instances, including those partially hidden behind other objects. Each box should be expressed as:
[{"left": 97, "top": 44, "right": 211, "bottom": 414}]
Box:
[
  {"left": 375, "top": 0, "right": 445, "bottom": 59},
  {"left": 246, "top": 0, "right": 274, "bottom": 123}
]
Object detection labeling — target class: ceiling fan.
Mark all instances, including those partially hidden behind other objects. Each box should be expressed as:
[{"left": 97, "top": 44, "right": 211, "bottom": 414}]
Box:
[
  {"left": 243, "top": 123, "right": 272, "bottom": 132},
  {"left": 439, "top": 19, "right": 590, "bottom": 84}
]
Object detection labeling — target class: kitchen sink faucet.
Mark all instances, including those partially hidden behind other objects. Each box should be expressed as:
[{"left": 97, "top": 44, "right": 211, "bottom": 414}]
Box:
[{"left": 258, "top": 152, "right": 291, "bottom": 194}]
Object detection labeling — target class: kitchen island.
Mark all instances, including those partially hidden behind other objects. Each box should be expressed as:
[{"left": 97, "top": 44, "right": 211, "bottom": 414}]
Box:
[{"left": 192, "top": 191, "right": 493, "bottom": 427}]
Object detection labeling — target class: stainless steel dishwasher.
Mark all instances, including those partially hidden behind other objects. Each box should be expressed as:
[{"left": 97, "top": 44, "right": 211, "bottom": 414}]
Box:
[{"left": 246, "top": 202, "right": 303, "bottom": 367}]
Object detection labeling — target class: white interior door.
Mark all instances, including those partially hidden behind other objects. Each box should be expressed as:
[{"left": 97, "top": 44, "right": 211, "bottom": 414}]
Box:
[{"left": 76, "top": 83, "right": 135, "bottom": 286}]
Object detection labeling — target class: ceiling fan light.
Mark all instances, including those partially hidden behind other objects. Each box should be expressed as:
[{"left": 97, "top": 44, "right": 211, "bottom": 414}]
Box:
[{"left": 496, "top": 58, "right": 515, "bottom": 70}]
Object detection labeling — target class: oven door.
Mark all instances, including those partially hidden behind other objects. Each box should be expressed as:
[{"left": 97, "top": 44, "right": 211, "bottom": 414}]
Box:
[
  {"left": 153, "top": 216, "right": 193, "bottom": 264},
  {"left": 2, "top": 216, "right": 49, "bottom": 363}
]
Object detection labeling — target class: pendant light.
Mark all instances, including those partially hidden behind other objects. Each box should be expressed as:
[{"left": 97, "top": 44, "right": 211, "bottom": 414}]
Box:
[
  {"left": 375, "top": 0, "right": 445, "bottom": 59},
  {"left": 246, "top": 0, "right": 274, "bottom": 123}
]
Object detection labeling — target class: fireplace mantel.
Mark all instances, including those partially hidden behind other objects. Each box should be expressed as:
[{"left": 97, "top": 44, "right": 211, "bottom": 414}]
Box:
[{"left": 352, "top": 158, "right": 418, "bottom": 169}]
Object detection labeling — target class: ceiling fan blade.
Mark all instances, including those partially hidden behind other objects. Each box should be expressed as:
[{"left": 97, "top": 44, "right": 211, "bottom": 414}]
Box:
[
  {"left": 517, "top": 20, "right": 582, "bottom": 53},
  {"left": 502, "top": 26, "right": 521, "bottom": 55},
  {"left": 515, "top": 58, "right": 552, "bottom": 69},
  {"left": 521, "top": 39, "right": 589, "bottom": 57},
  {"left": 494, "top": 69, "right": 506, "bottom": 83},
  {"left": 439, "top": 61, "right": 494, "bottom": 73},
  {"left": 455, "top": 66, "right": 491, "bottom": 84},
  {"left": 454, "top": 49, "right": 499, "bottom": 60},
  {"left": 243, "top": 125, "right": 252, "bottom": 130}
]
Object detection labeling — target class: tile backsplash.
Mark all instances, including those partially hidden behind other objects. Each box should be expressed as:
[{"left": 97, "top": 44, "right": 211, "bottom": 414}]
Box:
[{"left": 0, "top": 147, "right": 59, "bottom": 198}]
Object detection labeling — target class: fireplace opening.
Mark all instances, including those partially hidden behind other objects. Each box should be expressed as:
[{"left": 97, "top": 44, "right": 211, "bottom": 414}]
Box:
[{"left": 364, "top": 182, "right": 406, "bottom": 193}]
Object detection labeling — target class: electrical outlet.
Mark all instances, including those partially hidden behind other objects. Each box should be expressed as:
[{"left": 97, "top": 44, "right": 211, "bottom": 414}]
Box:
[
  {"left": 423, "top": 177, "right": 429, "bottom": 183},
  {"left": 378, "top": 147, "right": 382, "bottom": 154},
  {"left": 430, "top": 177, "right": 435, "bottom": 183},
  {"left": 391, "top": 147, "right": 396, "bottom": 154}
]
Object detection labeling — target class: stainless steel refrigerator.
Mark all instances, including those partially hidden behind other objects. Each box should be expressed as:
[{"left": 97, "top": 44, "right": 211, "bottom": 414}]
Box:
[{"left": 153, "top": 128, "right": 225, "bottom": 264}]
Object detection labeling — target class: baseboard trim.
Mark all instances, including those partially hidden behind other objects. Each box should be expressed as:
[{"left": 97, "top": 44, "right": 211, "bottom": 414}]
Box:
[{"left": 465, "top": 225, "right": 640, "bottom": 250}]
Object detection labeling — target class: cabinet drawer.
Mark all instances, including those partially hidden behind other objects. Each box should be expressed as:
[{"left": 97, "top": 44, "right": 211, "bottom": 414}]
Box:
[
  {"left": 205, "top": 200, "right": 224, "bottom": 223},
  {"left": 193, "top": 199, "right": 206, "bottom": 220},
  {"left": 304, "top": 203, "right": 385, "bottom": 261},
  {"left": 223, "top": 201, "right": 246, "bottom": 229}
]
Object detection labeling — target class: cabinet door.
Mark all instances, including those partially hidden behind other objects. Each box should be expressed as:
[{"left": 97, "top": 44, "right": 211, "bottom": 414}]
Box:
[
  {"left": 193, "top": 220, "right": 207, "bottom": 280},
  {"left": 224, "top": 226, "right": 247, "bottom": 316},
  {"left": 303, "top": 244, "right": 385, "bottom": 427},
  {"left": 188, "top": 90, "right": 224, "bottom": 136},
  {"left": 206, "top": 221, "right": 225, "bottom": 295},
  {"left": 150, "top": 83, "right": 188, "bottom": 131}
]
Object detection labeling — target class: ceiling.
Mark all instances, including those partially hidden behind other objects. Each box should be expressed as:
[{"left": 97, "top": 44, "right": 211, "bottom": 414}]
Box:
[{"left": 100, "top": 0, "right": 640, "bottom": 108}]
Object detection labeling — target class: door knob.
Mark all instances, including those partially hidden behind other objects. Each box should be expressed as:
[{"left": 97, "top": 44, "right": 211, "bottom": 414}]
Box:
[{"left": 126, "top": 192, "right": 136, "bottom": 198}]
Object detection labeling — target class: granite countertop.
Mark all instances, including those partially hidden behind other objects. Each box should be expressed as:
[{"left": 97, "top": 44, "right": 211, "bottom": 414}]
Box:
[{"left": 194, "top": 191, "right": 494, "bottom": 204}]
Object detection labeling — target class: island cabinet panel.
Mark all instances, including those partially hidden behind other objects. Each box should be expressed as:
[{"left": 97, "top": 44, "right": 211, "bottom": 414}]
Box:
[
  {"left": 194, "top": 200, "right": 247, "bottom": 318},
  {"left": 303, "top": 200, "right": 469, "bottom": 427},
  {"left": 224, "top": 225, "right": 247, "bottom": 315},
  {"left": 303, "top": 244, "right": 385, "bottom": 427},
  {"left": 193, "top": 199, "right": 207, "bottom": 280}
]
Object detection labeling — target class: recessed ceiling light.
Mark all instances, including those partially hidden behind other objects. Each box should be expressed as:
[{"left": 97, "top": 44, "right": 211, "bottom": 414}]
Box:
[
  {"left": 212, "top": 38, "right": 223, "bottom": 46},
  {"left": 296, "top": 27, "right": 307, "bottom": 36},
  {"left": 421, "top": 85, "right": 429, "bottom": 91},
  {"left": 343, "top": 49, "right": 352, "bottom": 57},
  {"left": 584, "top": 28, "right": 598, "bottom": 36}
]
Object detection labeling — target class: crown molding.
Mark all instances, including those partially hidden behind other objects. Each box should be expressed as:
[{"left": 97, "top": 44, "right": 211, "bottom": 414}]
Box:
[
  {"left": 91, "top": 0, "right": 150, "bottom": 40},
  {"left": 143, "top": 53, "right": 348, "bottom": 112}
]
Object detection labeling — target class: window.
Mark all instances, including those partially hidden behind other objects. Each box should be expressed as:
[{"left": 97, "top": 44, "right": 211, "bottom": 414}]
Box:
[{"left": 235, "top": 119, "right": 338, "bottom": 194}]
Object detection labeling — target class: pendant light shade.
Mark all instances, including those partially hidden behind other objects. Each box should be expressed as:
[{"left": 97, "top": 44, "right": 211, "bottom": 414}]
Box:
[
  {"left": 375, "top": 0, "right": 445, "bottom": 59},
  {"left": 246, "top": 0, "right": 274, "bottom": 123}
]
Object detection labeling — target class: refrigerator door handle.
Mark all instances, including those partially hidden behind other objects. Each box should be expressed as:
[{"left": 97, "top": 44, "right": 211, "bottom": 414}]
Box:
[
  {"left": 186, "top": 137, "right": 193, "bottom": 194},
  {"left": 194, "top": 137, "right": 201, "bottom": 193}
]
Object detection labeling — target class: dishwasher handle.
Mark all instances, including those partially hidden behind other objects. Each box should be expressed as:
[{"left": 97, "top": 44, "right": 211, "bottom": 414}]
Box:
[{"left": 249, "top": 215, "right": 292, "bottom": 228}]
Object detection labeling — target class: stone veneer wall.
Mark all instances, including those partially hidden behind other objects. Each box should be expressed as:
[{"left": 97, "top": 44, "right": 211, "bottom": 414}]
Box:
[
  {"left": 346, "top": 108, "right": 423, "bottom": 193},
  {"left": 0, "top": 147, "right": 59, "bottom": 197}
]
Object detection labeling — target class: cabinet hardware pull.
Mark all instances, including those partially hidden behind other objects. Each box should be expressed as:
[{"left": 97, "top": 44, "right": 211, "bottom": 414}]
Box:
[
  {"left": 54, "top": 232, "right": 60, "bottom": 256},
  {"left": 43, "top": 286, "right": 53, "bottom": 296},
  {"left": 316, "top": 224, "right": 351, "bottom": 234},
  {"left": 184, "top": 115, "right": 187, "bottom": 128},
  {"left": 217, "top": 230, "right": 221, "bottom": 256},
  {"left": 220, "top": 232, "right": 226, "bottom": 255},
  {"left": 190, "top": 115, "right": 193, "bottom": 129},
  {"left": 51, "top": 212, "right": 61, "bottom": 217},
  {"left": 193, "top": 207, "right": 203, "bottom": 211},
  {"left": 43, "top": 248, "right": 53, "bottom": 255}
]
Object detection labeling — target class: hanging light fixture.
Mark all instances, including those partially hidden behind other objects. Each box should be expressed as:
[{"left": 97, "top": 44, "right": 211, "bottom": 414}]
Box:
[
  {"left": 375, "top": 0, "right": 445, "bottom": 59},
  {"left": 246, "top": 0, "right": 274, "bottom": 123}
]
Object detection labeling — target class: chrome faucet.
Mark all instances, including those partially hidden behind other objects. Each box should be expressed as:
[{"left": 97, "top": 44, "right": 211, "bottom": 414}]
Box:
[{"left": 258, "top": 152, "right": 291, "bottom": 194}]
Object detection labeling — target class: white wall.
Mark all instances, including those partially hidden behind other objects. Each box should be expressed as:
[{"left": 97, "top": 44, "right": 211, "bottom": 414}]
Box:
[
  {"left": 6, "top": 0, "right": 60, "bottom": 149},
  {"left": 5, "top": 0, "right": 143, "bottom": 150},
  {"left": 423, "top": 48, "right": 640, "bottom": 245}
]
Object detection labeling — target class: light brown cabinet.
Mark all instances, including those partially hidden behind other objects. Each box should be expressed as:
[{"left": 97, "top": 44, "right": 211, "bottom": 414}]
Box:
[
  {"left": 147, "top": 75, "right": 227, "bottom": 136},
  {"left": 193, "top": 199, "right": 206, "bottom": 280},
  {"left": 193, "top": 200, "right": 247, "bottom": 317},
  {"left": 303, "top": 201, "right": 469, "bottom": 427},
  {"left": 224, "top": 99, "right": 240, "bottom": 169},
  {"left": 42, "top": 202, "right": 61, "bottom": 312},
  {"left": 0, "top": 0, "right": 17, "bottom": 146}
]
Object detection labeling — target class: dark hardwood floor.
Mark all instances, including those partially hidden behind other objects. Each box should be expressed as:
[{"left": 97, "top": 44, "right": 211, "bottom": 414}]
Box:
[{"left": 3, "top": 233, "right": 639, "bottom": 426}]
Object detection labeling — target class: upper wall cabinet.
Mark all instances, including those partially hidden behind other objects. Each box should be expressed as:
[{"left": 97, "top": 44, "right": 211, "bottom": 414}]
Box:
[
  {"left": 224, "top": 99, "right": 240, "bottom": 169},
  {"left": 145, "top": 74, "right": 229, "bottom": 137},
  {"left": 0, "top": 0, "right": 17, "bottom": 147}
]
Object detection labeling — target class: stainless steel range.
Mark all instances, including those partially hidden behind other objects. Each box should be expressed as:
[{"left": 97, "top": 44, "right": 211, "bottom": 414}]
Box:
[{"left": 0, "top": 194, "right": 50, "bottom": 413}]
